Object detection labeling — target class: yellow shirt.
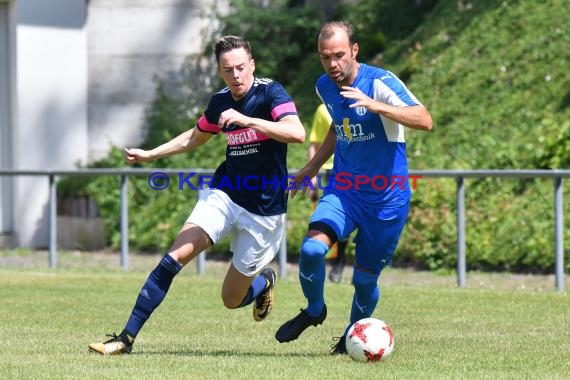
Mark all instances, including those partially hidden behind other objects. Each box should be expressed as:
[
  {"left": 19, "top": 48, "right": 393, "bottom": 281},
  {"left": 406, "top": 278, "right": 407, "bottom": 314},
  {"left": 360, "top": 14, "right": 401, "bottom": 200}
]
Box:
[{"left": 309, "top": 103, "right": 334, "bottom": 170}]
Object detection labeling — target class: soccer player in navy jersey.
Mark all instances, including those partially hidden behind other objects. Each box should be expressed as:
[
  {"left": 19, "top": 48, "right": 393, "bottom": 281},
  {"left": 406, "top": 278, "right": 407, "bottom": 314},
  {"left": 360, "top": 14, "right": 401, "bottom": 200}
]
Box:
[
  {"left": 275, "top": 21, "right": 432, "bottom": 354},
  {"left": 88, "top": 35, "right": 305, "bottom": 355}
]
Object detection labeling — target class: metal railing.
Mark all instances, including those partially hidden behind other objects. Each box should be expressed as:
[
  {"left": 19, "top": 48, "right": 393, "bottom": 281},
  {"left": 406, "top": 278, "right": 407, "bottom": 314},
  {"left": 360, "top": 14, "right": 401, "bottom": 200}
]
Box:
[{"left": 0, "top": 168, "right": 567, "bottom": 292}]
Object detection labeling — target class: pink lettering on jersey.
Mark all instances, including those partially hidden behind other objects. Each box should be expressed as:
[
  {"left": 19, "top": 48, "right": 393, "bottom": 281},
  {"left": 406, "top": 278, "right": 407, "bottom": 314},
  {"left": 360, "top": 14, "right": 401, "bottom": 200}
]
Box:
[
  {"left": 224, "top": 128, "right": 270, "bottom": 146},
  {"left": 271, "top": 102, "right": 297, "bottom": 120},
  {"left": 197, "top": 115, "right": 220, "bottom": 133}
]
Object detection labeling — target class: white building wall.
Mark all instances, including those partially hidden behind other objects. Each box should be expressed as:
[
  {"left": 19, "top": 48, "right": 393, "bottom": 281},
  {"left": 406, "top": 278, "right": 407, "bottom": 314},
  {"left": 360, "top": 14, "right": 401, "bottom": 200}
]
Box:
[
  {"left": 5, "top": 0, "right": 227, "bottom": 248},
  {"left": 13, "top": 0, "right": 88, "bottom": 247},
  {"left": 87, "top": 0, "right": 225, "bottom": 161}
]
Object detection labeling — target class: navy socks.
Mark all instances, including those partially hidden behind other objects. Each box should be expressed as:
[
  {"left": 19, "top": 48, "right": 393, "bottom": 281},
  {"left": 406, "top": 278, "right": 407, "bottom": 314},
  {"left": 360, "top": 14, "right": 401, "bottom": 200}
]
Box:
[{"left": 124, "top": 254, "right": 182, "bottom": 338}]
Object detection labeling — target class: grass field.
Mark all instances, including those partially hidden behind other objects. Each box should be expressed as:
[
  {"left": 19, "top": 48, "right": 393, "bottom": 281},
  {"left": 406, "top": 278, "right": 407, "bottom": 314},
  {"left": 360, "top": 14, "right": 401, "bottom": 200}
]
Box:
[{"left": 0, "top": 251, "right": 568, "bottom": 380}]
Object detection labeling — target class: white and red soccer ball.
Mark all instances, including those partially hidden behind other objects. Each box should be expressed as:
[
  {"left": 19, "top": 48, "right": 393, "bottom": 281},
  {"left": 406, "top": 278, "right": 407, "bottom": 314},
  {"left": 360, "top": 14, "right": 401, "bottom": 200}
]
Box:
[{"left": 345, "top": 318, "right": 394, "bottom": 362}]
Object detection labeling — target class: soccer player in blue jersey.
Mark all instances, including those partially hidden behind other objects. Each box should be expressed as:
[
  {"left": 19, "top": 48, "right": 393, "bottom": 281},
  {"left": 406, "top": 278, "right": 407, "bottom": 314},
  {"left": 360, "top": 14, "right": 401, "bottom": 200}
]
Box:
[
  {"left": 275, "top": 21, "right": 432, "bottom": 354},
  {"left": 88, "top": 35, "right": 305, "bottom": 355}
]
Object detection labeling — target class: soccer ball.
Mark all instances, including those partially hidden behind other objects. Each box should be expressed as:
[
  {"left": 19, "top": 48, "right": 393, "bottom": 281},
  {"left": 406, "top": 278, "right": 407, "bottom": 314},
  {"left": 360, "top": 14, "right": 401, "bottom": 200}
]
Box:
[{"left": 345, "top": 318, "right": 394, "bottom": 362}]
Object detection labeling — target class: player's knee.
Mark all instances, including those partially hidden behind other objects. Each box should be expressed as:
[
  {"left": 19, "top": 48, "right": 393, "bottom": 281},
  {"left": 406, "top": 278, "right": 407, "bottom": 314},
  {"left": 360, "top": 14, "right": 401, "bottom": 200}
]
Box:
[
  {"left": 222, "top": 297, "right": 240, "bottom": 309},
  {"left": 352, "top": 267, "right": 379, "bottom": 294},
  {"left": 221, "top": 290, "right": 241, "bottom": 309},
  {"left": 300, "top": 237, "right": 329, "bottom": 262}
]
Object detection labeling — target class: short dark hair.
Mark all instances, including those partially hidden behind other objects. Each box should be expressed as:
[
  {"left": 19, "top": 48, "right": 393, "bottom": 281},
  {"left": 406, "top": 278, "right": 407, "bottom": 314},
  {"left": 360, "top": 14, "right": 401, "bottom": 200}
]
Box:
[
  {"left": 214, "top": 35, "right": 252, "bottom": 65},
  {"left": 316, "top": 21, "right": 356, "bottom": 45}
]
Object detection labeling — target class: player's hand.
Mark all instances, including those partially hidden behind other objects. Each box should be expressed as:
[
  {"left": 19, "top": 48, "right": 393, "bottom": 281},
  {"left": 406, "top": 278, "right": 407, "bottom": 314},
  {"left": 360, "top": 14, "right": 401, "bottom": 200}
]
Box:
[
  {"left": 339, "top": 86, "right": 376, "bottom": 111},
  {"left": 219, "top": 108, "right": 249, "bottom": 129},
  {"left": 289, "top": 166, "right": 319, "bottom": 199},
  {"left": 124, "top": 147, "right": 154, "bottom": 164}
]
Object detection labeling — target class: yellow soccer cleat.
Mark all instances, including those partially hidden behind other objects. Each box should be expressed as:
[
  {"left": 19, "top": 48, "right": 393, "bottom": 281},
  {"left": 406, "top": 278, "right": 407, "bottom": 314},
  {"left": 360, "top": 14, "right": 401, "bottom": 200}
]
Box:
[
  {"left": 253, "top": 268, "right": 276, "bottom": 322},
  {"left": 88, "top": 333, "right": 133, "bottom": 355}
]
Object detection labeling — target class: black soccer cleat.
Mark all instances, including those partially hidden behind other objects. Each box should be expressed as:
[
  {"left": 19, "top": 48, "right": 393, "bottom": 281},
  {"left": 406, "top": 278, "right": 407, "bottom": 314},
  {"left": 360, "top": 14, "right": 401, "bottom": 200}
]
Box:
[
  {"left": 328, "top": 260, "right": 345, "bottom": 283},
  {"left": 330, "top": 335, "right": 348, "bottom": 355},
  {"left": 275, "top": 304, "right": 327, "bottom": 343}
]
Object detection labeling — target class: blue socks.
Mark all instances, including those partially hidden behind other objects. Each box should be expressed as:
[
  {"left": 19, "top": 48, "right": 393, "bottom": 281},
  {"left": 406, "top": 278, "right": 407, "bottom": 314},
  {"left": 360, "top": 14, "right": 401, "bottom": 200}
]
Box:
[
  {"left": 299, "top": 237, "right": 329, "bottom": 317},
  {"left": 124, "top": 254, "right": 182, "bottom": 337},
  {"left": 238, "top": 274, "right": 268, "bottom": 307},
  {"left": 346, "top": 267, "right": 380, "bottom": 335}
]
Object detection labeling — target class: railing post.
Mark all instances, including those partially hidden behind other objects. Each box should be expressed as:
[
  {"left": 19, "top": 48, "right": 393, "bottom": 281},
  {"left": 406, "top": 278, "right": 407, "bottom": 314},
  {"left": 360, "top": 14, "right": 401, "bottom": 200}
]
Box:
[
  {"left": 120, "top": 174, "right": 129, "bottom": 270},
  {"left": 196, "top": 251, "right": 206, "bottom": 274},
  {"left": 278, "top": 214, "right": 287, "bottom": 278},
  {"left": 456, "top": 177, "right": 466, "bottom": 287},
  {"left": 48, "top": 174, "right": 57, "bottom": 268},
  {"left": 554, "top": 177, "right": 564, "bottom": 292}
]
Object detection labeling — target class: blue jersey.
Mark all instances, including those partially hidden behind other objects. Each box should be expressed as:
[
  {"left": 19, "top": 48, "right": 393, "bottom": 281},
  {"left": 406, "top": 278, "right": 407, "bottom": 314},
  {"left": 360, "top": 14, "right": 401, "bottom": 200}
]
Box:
[
  {"left": 316, "top": 63, "right": 422, "bottom": 207},
  {"left": 197, "top": 78, "right": 298, "bottom": 216}
]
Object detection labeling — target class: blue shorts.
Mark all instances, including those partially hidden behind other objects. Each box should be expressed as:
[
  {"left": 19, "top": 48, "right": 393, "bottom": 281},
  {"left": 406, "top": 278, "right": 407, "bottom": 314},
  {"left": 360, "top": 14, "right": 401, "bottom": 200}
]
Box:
[{"left": 309, "top": 190, "right": 410, "bottom": 274}]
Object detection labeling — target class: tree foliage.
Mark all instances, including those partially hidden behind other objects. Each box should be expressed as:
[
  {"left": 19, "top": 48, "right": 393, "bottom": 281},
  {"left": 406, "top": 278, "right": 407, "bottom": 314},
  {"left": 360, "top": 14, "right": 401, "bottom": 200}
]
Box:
[{"left": 60, "top": 0, "right": 570, "bottom": 272}]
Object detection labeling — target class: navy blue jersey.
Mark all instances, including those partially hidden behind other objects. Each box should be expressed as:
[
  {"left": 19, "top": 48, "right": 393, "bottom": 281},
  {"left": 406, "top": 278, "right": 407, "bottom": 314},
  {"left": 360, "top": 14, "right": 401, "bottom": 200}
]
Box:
[
  {"left": 197, "top": 78, "right": 298, "bottom": 216},
  {"left": 316, "top": 64, "right": 423, "bottom": 208}
]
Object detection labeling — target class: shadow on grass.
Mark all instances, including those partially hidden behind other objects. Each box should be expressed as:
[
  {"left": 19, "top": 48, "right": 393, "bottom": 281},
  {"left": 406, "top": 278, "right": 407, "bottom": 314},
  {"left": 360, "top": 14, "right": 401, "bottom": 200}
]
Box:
[{"left": 135, "top": 348, "right": 330, "bottom": 358}]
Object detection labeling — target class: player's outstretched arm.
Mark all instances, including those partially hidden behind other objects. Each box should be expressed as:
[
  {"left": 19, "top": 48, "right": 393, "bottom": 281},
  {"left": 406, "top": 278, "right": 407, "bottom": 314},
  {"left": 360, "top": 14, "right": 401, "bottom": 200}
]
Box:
[
  {"left": 290, "top": 127, "right": 336, "bottom": 199},
  {"left": 307, "top": 126, "right": 335, "bottom": 173},
  {"left": 124, "top": 127, "right": 212, "bottom": 165}
]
